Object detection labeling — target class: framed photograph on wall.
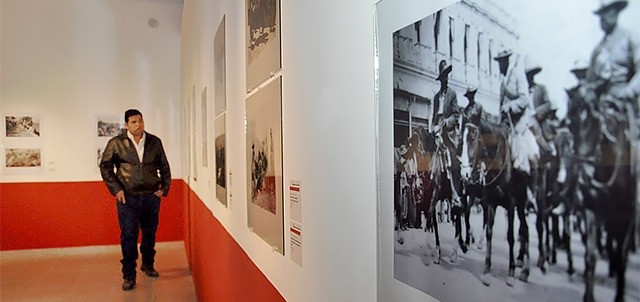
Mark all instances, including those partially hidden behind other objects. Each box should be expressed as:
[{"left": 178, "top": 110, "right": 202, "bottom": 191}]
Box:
[
  {"left": 191, "top": 85, "right": 198, "bottom": 181},
  {"left": 5, "top": 148, "right": 41, "bottom": 167},
  {"left": 246, "top": 76, "right": 284, "bottom": 254},
  {"left": 202, "top": 87, "right": 209, "bottom": 168},
  {"left": 215, "top": 114, "right": 227, "bottom": 206},
  {"left": 5, "top": 115, "right": 40, "bottom": 137},
  {"left": 376, "top": 0, "right": 640, "bottom": 301},
  {"left": 246, "top": 0, "right": 281, "bottom": 92},
  {"left": 96, "top": 116, "right": 122, "bottom": 137},
  {"left": 214, "top": 15, "right": 227, "bottom": 116}
]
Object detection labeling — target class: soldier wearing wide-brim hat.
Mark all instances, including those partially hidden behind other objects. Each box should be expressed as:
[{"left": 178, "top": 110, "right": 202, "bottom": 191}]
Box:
[
  {"left": 464, "top": 86, "right": 477, "bottom": 99},
  {"left": 436, "top": 59, "right": 453, "bottom": 82},
  {"left": 493, "top": 49, "right": 513, "bottom": 62},
  {"left": 463, "top": 86, "right": 482, "bottom": 127},
  {"left": 593, "top": 0, "right": 627, "bottom": 15},
  {"left": 494, "top": 48, "right": 528, "bottom": 116},
  {"left": 494, "top": 47, "right": 539, "bottom": 174},
  {"left": 430, "top": 59, "right": 464, "bottom": 224},
  {"left": 587, "top": 0, "right": 638, "bottom": 103},
  {"left": 525, "top": 61, "right": 546, "bottom": 115},
  {"left": 431, "top": 59, "right": 458, "bottom": 130},
  {"left": 525, "top": 64, "right": 542, "bottom": 78},
  {"left": 524, "top": 59, "right": 555, "bottom": 162},
  {"left": 570, "top": 59, "right": 589, "bottom": 80}
]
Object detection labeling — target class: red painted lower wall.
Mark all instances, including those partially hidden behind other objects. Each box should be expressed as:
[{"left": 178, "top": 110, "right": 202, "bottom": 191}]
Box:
[
  {"left": 184, "top": 188, "right": 285, "bottom": 302},
  {"left": 0, "top": 180, "right": 184, "bottom": 250},
  {"left": 1, "top": 180, "right": 283, "bottom": 301}
]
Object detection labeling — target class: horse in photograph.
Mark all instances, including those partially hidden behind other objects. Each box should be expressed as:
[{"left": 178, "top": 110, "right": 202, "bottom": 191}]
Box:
[
  {"left": 460, "top": 113, "right": 532, "bottom": 286},
  {"left": 545, "top": 125, "right": 580, "bottom": 276},
  {"left": 424, "top": 124, "right": 471, "bottom": 265},
  {"left": 530, "top": 114, "right": 568, "bottom": 274},
  {"left": 566, "top": 85, "right": 636, "bottom": 302}
]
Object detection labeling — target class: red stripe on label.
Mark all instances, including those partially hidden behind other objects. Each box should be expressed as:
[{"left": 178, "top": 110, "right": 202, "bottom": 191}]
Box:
[
  {"left": 290, "top": 227, "right": 301, "bottom": 236},
  {"left": 289, "top": 186, "right": 300, "bottom": 192}
]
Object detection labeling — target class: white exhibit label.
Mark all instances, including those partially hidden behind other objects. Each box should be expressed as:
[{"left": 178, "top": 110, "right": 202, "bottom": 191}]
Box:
[{"left": 289, "top": 180, "right": 302, "bottom": 266}]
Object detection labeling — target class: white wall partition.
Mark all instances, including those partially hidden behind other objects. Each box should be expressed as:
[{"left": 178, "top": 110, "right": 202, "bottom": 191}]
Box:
[
  {"left": 1, "top": 0, "right": 183, "bottom": 182},
  {"left": 181, "top": 0, "right": 378, "bottom": 301}
]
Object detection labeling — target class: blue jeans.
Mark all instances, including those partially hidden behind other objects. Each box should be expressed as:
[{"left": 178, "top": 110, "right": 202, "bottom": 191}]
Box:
[{"left": 116, "top": 194, "right": 161, "bottom": 279}]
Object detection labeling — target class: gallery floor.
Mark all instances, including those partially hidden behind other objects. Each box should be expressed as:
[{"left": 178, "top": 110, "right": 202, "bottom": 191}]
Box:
[{"left": 0, "top": 241, "right": 196, "bottom": 301}]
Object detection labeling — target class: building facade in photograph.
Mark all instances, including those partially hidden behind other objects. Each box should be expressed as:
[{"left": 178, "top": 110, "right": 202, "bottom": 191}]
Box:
[{"left": 393, "top": 0, "right": 518, "bottom": 146}]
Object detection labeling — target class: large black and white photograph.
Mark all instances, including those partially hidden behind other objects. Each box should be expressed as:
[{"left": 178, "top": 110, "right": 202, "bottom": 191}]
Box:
[
  {"left": 202, "top": 87, "right": 209, "bottom": 168},
  {"left": 389, "top": 0, "right": 640, "bottom": 301},
  {"left": 191, "top": 86, "right": 198, "bottom": 181},
  {"left": 246, "top": 76, "right": 284, "bottom": 254},
  {"left": 5, "top": 116, "right": 40, "bottom": 137},
  {"left": 214, "top": 15, "right": 227, "bottom": 116},
  {"left": 215, "top": 115, "right": 227, "bottom": 206},
  {"left": 5, "top": 148, "right": 41, "bottom": 167},
  {"left": 245, "top": 0, "right": 281, "bottom": 91}
]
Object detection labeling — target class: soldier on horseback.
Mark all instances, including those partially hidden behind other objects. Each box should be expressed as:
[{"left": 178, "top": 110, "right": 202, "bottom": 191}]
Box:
[
  {"left": 576, "top": 1, "right": 640, "bottom": 300},
  {"left": 431, "top": 59, "right": 464, "bottom": 209},
  {"left": 494, "top": 48, "right": 537, "bottom": 280},
  {"left": 495, "top": 48, "right": 539, "bottom": 177},
  {"left": 429, "top": 59, "right": 468, "bottom": 262}
]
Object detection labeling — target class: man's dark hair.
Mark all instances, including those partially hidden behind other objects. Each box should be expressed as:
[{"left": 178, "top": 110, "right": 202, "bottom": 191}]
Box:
[{"left": 124, "top": 109, "right": 143, "bottom": 123}]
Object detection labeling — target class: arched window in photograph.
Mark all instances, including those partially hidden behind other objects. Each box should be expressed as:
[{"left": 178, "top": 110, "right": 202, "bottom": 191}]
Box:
[
  {"left": 434, "top": 11, "right": 441, "bottom": 52},
  {"left": 464, "top": 23, "right": 470, "bottom": 64},
  {"left": 449, "top": 16, "right": 454, "bottom": 58},
  {"left": 488, "top": 39, "right": 493, "bottom": 75},
  {"left": 477, "top": 32, "right": 483, "bottom": 70}
]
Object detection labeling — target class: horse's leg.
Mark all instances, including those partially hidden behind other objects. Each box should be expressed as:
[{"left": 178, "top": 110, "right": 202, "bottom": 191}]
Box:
[
  {"left": 517, "top": 194, "right": 531, "bottom": 282},
  {"left": 480, "top": 204, "right": 495, "bottom": 286},
  {"left": 535, "top": 168, "right": 548, "bottom": 273},
  {"left": 614, "top": 227, "right": 631, "bottom": 302},
  {"left": 536, "top": 205, "right": 547, "bottom": 273},
  {"left": 408, "top": 185, "right": 416, "bottom": 229},
  {"left": 449, "top": 205, "right": 460, "bottom": 263},
  {"left": 454, "top": 205, "right": 467, "bottom": 253},
  {"left": 452, "top": 177, "right": 468, "bottom": 253},
  {"left": 477, "top": 195, "right": 487, "bottom": 250},
  {"left": 607, "top": 231, "right": 615, "bottom": 278},
  {"left": 564, "top": 212, "right": 575, "bottom": 276},
  {"left": 551, "top": 213, "right": 560, "bottom": 264},
  {"left": 583, "top": 209, "right": 597, "bottom": 302},
  {"left": 544, "top": 213, "right": 551, "bottom": 270},
  {"left": 615, "top": 249, "right": 627, "bottom": 302},
  {"left": 507, "top": 206, "right": 517, "bottom": 286},
  {"left": 432, "top": 199, "right": 442, "bottom": 264},
  {"left": 465, "top": 197, "right": 472, "bottom": 249}
]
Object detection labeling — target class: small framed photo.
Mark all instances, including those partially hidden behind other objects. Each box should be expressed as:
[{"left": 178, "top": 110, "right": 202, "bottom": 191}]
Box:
[{"left": 5, "top": 115, "right": 40, "bottom": 137}]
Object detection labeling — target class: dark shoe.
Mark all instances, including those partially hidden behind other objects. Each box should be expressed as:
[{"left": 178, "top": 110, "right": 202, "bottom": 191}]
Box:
[
  {"left": 122, "top": 279, "right": 136, "bottom": 291},
  {"left": 141, "top": 265, "right": 160, "bottom": 277}
]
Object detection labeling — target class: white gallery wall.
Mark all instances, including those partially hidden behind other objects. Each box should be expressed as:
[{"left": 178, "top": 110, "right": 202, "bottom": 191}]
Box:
[
  {"left": 181, "top": 0, "right": 378, "bottom": 301},
  {"left": 1, "top": 0, "right": 183, "bottom": 183}
]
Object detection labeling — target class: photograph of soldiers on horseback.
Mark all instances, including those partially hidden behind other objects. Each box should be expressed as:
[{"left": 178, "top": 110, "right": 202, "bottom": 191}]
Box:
[{"left": 392, "top": 1, "right": 639, "bottom": 301}]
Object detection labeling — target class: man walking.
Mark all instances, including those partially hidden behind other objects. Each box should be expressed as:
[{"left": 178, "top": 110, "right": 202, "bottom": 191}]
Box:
[{"left": 100, "top": 109, "right": 171, "bottom": 291}]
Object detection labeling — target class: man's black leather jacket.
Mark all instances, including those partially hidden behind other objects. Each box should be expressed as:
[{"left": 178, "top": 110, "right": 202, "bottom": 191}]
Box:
[{"left": 100, "top": 132, "right": 171, "bottom": 197}]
